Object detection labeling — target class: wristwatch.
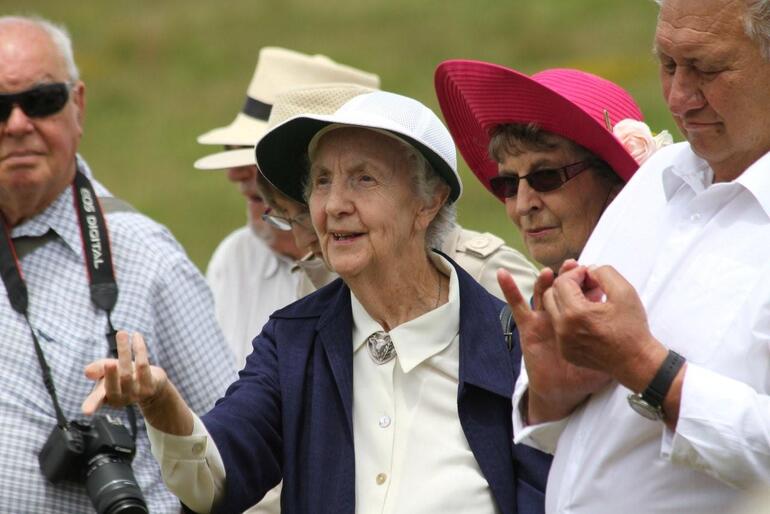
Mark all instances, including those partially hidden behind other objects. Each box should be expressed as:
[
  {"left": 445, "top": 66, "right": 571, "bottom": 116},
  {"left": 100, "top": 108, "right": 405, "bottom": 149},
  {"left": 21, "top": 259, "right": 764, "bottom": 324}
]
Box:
[{"left": 627, "top": 349, "right": 686, "bottom": 421}]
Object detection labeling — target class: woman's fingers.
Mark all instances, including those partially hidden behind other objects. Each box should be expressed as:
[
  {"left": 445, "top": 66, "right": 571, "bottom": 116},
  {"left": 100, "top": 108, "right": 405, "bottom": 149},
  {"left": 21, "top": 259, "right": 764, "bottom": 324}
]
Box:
[
  {"left": 133, "top": 333, "right": 155, "bottom": 397},
  {"left": 81, "top": 379, "right": 106, "bottom": 416}
]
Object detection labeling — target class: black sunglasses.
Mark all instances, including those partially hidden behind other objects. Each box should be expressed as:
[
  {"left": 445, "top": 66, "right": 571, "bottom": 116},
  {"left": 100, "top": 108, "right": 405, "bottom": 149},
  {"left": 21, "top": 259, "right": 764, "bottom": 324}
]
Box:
[
  {"left": 489, "top": 160, "right": 592, "bottom": 198},
  {"left": 0, "top": 83, "right": 71, "bottom": 122}
]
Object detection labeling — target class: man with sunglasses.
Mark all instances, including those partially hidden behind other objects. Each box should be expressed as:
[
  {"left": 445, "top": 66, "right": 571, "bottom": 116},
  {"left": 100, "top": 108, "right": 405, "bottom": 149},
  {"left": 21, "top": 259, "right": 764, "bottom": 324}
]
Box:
[{"left": 0, "top": 16, "right": 237, "bottom": 513}]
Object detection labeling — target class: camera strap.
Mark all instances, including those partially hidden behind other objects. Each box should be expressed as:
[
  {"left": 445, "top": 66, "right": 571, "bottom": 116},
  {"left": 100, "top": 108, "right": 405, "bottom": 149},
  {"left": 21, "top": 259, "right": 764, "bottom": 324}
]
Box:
[{"left": 0, "top": 166, "right": 136, "bottom": 438}]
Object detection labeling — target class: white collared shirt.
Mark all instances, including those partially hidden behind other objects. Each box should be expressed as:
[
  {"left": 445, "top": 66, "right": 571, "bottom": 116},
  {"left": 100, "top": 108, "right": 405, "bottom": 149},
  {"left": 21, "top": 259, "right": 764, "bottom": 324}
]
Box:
[
  {"left": 206, "top": 226, "right": 300, "bottom": 369},
  {"left": 350, "top": 253, "right": 498, "bottom": 514},
  {"left": 513, "top": 143, "right": 770, "bottom": 513},
  {"left": 148, "top": 253, "right": 499, "bottom": 514}
]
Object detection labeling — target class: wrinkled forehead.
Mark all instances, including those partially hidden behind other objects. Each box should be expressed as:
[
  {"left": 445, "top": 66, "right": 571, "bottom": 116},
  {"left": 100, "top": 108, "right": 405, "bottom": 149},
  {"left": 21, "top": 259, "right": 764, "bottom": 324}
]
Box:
[
  {"left": 0, "top": 22, "right": 68, "bottom": 90},
  {"left": 310, "top": 126, "right": 410, "bottom": 170},
  {"left": 655, "top": 0, "right": 747, "bottom": 44}
]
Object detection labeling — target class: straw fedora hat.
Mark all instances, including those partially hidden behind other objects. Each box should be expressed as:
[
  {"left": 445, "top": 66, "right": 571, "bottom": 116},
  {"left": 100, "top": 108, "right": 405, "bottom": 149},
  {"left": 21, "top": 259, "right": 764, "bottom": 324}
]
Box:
[
  {"left": 194, "top": 47, "right": 379, "bottom": 170},
  {"left": 434, "top": 60, "right": 643, "bottom": 201},
  {"left": 256, "top": 89, "right": 461, "bottom": 204},
  {"left": 207, "top": 83, "right": 376, "bottom": 177}
]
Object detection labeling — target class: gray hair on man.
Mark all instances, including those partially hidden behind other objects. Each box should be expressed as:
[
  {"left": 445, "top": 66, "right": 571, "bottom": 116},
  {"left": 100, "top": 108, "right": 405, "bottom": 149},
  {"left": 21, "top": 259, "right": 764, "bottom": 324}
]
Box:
[
  {"left": 654, "top": 0, "right": 770, "bottom": 59},
  {"left": 0, "top": 15, "right": 80, "bottom": 81}
]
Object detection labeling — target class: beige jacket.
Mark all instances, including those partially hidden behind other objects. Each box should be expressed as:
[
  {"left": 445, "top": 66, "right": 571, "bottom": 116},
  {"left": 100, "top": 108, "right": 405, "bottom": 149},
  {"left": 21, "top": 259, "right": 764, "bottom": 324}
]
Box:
[{"left": 292, "top": 225, "right": 537, "bottom": 301}]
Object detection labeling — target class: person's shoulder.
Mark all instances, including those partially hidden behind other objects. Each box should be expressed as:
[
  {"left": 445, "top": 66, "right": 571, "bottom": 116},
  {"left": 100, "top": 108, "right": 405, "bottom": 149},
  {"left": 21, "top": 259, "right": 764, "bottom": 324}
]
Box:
[
  {"left": 448, "top": 226, "right": 538, "bottom": 294},
  {"left": 454, "top": 227, "right": 507, "bottom": 259},
  {"left": 634, "top": 141, "right": 693, "bottom": 178},
  {"left": 102, "top": 208, "right": 196, "bottom": 275},
  {"left": 207, "top": 226, "right": 269, "bottom": 270},
  {"left": 270, "top": 277, "right": 346, "bottom": 320}
]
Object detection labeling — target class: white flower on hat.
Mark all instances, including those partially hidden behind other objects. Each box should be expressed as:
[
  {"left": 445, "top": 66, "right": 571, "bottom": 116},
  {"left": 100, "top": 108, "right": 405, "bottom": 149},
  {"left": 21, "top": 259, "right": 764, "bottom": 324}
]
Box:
[{"left": 613, "top": 119, "right": 674, "bottom": 166}]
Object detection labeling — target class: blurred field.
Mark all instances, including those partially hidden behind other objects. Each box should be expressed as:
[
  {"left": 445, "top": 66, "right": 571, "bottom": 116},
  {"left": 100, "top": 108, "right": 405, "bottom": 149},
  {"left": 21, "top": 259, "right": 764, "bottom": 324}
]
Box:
[{"left": 6, "top": 0, "right": 671, "bottom": 270}]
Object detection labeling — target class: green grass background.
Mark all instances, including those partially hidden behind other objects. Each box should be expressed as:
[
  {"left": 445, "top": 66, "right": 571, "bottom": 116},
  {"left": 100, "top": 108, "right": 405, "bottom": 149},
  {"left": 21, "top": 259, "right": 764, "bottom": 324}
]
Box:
[{"left": 5, "top": 0, "right": 672, "bottom": 270}]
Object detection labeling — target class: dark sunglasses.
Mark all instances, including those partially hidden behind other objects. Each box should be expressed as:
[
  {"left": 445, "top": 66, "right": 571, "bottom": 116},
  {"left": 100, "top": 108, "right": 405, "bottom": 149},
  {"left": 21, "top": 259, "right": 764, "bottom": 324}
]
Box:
[
  {"left": 261, "top": 207, "right": 312, "bottom": 231},
  {"left": 489, "top": 160, "right": 592, "bottom": 198},
  {"left": 0, "top": 83, "right": 71, "bottom": 122}
]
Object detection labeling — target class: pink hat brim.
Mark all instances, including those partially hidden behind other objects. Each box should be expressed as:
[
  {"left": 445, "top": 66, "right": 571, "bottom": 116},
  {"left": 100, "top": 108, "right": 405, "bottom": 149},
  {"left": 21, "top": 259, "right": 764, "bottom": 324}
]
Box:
[{"left": 435, "top": 60, "right": 641, "bottom": 201}]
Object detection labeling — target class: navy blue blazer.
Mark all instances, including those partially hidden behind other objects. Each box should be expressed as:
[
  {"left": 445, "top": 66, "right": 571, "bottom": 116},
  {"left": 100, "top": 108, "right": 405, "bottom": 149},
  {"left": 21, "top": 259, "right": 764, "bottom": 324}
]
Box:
[{"left": 199, "top": 255, "right": 550, "bottom": 514}]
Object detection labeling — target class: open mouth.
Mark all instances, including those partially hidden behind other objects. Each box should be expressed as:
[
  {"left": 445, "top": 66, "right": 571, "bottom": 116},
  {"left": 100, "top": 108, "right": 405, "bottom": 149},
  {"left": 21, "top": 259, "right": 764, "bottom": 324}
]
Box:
[{"left": 332, "top": 232, "right": 364, "bottom": 241}]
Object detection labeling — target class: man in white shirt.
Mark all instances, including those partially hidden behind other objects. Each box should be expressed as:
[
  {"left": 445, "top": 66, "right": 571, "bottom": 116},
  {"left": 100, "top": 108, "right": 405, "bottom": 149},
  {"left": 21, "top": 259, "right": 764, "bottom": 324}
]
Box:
[{"left": 505, "top": 0, "right": 770, "bottom": 512}]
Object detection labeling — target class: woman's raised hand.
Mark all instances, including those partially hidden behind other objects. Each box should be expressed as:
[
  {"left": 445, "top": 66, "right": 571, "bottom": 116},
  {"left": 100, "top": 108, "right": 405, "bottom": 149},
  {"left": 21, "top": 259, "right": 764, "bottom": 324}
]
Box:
[{"left": 82, "top": 331, "right": 168, "bottom": 415}]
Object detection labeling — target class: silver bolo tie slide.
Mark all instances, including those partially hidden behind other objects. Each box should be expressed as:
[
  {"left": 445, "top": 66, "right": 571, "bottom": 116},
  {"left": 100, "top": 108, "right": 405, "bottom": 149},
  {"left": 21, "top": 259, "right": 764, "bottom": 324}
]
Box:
[{"left": 366, "top": 331, "right": 396, "bottom": 365}]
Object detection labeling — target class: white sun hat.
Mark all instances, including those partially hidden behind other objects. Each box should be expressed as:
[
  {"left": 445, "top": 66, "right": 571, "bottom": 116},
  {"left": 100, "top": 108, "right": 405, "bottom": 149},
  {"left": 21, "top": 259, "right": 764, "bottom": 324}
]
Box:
[
  {"left": 255, "top": 90, "right": 462, "bottom": 204},
  {"left": 194, "top": 46, "right": 379, "bottom": 170}
]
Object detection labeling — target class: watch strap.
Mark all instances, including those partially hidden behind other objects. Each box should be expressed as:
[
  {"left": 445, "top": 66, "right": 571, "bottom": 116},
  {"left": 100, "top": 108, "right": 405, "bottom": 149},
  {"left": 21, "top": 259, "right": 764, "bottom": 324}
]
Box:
[{"left": 642, "top": 349, "right": 686, "bottom": 407}]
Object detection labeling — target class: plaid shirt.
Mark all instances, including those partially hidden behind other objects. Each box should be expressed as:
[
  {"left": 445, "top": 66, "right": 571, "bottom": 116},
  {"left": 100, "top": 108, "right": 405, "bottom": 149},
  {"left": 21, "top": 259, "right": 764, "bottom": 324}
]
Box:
[{"left": 0, "top": 156, "right": 237, "bottom": 513}]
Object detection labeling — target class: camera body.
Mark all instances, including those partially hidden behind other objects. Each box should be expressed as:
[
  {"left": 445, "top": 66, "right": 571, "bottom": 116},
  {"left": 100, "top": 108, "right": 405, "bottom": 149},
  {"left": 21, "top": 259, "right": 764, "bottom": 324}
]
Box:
[{"left": 39, "top": 415, "right": 147, "bottom": 514}]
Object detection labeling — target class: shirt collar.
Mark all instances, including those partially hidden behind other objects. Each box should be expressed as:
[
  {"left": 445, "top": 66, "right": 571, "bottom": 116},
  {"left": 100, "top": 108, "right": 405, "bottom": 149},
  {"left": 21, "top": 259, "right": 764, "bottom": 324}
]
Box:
[
  {"left": 661, "top": 145, "right": 714, "bottom": 200},
  {"left": 351, "top": 252, "right": 460, "bottom": 374},
  {"left": 660, "top": 145, "right": 770, "bottom": 219},
  {"left": 734, "top": 149, "right": 770, "bottom": 219}
]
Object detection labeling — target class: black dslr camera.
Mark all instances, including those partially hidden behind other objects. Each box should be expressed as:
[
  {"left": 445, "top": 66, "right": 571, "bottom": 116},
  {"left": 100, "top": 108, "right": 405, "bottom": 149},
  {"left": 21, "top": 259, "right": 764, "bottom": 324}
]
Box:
[{"left": 39, "top": 415, "right": 148, "bottom": 514}]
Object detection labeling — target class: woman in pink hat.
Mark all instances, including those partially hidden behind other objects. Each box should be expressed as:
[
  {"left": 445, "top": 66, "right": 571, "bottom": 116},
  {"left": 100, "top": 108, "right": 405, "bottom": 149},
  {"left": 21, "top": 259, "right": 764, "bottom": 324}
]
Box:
[
  {"left": 435, "top": 60, "right": 671, "bottom": 503},
  {"left": 435, "top": 61, "right": 670, "bottom": 275}
]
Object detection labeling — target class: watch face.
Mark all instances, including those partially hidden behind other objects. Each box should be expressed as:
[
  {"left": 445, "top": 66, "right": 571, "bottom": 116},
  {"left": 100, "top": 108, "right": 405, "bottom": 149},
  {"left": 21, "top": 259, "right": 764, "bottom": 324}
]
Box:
[{"left": 627, "top": 394, "right": 663, "bottom": 421}]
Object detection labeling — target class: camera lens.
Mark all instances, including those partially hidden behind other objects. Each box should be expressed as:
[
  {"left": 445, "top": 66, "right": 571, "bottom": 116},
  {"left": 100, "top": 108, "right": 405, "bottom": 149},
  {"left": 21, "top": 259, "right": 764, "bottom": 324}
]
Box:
[{"left": 85, "top": 454, "right": 148, "bottom": 514}]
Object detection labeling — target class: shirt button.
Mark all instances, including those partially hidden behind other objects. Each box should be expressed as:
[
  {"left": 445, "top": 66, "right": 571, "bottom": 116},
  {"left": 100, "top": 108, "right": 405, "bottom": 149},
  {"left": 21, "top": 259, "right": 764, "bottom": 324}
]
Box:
[
  {"left": 690, "top": 212, "right": 701, "bottom": 222},
  {"left": 376, "top": 473, "right": 387, "bottom": 485},
  {"left": 192, "top": 442, "right": 205, "bottom": 456},
  {"left": 378, "top": 415, "right": 391, "bottom": 428}
]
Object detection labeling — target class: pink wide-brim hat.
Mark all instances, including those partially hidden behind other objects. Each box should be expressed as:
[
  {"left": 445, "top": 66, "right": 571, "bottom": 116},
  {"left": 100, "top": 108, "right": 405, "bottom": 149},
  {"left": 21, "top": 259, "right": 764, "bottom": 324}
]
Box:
[{"left": 435, "top": 60, "right": 643, "bottom": 201}]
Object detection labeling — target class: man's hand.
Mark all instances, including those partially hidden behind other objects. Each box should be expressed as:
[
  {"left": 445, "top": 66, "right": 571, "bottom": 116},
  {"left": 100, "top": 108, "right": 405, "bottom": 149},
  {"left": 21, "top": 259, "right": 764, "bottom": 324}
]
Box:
[
  {"left": 498, "top": 264, "right": 611, "bottom": 425},
  {"left": 543, "top": 265, "right": 668, "bottom": 394},
  {"left": 82, "top": 331, "right": 194, "bottom": 436}
]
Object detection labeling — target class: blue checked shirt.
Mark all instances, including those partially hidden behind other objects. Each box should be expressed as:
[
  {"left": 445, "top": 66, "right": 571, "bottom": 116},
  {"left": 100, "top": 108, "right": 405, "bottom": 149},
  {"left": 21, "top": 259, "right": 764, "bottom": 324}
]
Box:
[{"left": 0, "top": 157, "right": 238, "bottom": 513}]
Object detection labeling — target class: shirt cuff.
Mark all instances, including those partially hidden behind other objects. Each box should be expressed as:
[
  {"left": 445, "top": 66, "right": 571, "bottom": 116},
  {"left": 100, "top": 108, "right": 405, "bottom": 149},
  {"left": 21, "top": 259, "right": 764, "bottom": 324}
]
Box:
[
  {"left": 660, "top": 363, "right": 762, "bottom": 487},
  {"left": 511, "top": 364, "right": 566, "bottom": 454},
  {"left": 146, "top": 413, "right": 226, "bottom": 513}
]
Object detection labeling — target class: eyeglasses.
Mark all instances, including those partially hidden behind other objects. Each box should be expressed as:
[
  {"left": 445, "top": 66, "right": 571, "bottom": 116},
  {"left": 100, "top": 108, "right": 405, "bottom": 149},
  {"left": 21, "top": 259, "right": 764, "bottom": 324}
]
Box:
[
  {"left": 0, "top": 83, "right": 71, "bottom": 123},
  {"left": 489, "top": 160, "right": 592, "bottom": 198},
  {"left": 261, "top": 207, "right": 312, "bottom": 231}
]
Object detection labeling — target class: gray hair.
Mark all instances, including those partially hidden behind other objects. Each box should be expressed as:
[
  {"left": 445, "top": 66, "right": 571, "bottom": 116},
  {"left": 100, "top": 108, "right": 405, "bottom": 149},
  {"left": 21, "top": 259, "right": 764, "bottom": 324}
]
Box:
[
  {"left": 654, "top": 0, "right": 770, "bottom": 59},
  {"left": 401, "top": 143, "right": 457, "bottom": 250},
  {"left": 0, "top": 15, "right": 80, "bottom": 81},
  {"left": 303, "top": 129, "right": 456, "bottom": 250}
]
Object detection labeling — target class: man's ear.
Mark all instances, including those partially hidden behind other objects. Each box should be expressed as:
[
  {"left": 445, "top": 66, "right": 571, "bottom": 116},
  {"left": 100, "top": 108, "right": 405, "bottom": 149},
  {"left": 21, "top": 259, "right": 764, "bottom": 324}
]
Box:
[{"left": 71, "top": 80, "right": 86, "bottom": 131}]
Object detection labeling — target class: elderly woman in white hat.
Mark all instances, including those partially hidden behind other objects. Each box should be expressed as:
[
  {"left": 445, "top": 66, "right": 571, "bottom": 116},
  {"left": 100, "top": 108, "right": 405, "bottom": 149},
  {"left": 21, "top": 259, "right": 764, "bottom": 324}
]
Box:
[{"left": 80, "top": 90, "right": 550, "bottom": 514}]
